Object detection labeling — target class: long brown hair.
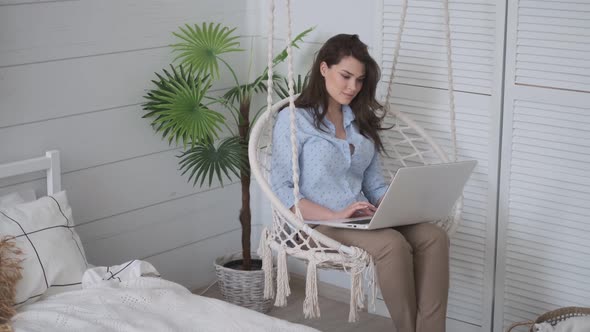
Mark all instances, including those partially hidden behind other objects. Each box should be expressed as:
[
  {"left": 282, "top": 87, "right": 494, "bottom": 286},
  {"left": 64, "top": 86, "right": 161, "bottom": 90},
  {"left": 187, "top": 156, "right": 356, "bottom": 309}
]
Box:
[{"left": 295, "top": 34, "right": 387, "bottom": 151}]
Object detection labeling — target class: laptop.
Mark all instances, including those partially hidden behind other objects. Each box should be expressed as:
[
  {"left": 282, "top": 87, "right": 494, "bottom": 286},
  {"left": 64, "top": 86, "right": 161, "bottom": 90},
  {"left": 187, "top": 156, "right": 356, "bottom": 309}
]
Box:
[{"left": 304, "top": 160, "right": 477, "bottom": 230}]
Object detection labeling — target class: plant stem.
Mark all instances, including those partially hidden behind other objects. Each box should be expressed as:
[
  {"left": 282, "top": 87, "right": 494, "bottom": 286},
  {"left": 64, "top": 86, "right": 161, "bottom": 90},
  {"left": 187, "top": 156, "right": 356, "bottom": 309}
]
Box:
[
  {"left": 218, "top": 55, "right": 253, "bottom": 269},
  {"left": 218, "top": 57, "right": 243, "bottom": 102},
  {"left": 240, "top": 169, "right": 251, "bottom": 269},
  {"left": 238, "top": 97, "right": 252, "bottom": 270}
]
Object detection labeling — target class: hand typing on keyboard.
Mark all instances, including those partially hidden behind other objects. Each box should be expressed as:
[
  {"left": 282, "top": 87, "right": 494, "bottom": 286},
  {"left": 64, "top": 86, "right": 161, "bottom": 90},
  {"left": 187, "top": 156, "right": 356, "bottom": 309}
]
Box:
[{"left": 328, "top": 201, "right": 376, "bottom": 220}]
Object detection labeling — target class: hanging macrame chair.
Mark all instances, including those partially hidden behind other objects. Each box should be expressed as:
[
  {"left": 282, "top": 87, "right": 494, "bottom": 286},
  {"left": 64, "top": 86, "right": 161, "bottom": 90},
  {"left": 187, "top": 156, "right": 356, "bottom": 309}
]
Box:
[{"left": 250, "top": 0, "right": 460, "bottom": 322}]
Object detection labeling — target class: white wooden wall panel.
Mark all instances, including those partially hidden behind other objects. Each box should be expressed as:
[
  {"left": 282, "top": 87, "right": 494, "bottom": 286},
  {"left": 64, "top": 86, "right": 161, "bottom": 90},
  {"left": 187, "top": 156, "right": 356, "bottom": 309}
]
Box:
[
  {"left": 0, "top": 152, "right": 243, "bottom": 288},
  {"left": 146, "top": 224, "right": 263, "bottom": 290},
  {"left": 0, "top": 0, "right": 71, "bottom": 4},
  {"left": 514, "top": 0, "right": 590, "bottom": 93},
  {"left": 0, "top": 150, "right": 224, "bottom": 225},
  {"left": 62, "top": 150, "right": 223, "bottom": 225},
  {"left": 0, "top": 0, "right": 256, "bottom": 67},
  {"left": 0, "top": 48, "right": 167, "bottom": 128},
  {"left": 0, "top": 105, "right": 170, "bottom": 170},
  {"left": 77, "top": 184, "right": 241, "bottom": 266},
  {"left": 380, "top": 0, "right": 497, "bottom": 95},
  {"left": 0, "top": 43, "right": 249, "bottom": 128},
  {"left": 0, "top": 0, "right": 255, "bottom": 289}
]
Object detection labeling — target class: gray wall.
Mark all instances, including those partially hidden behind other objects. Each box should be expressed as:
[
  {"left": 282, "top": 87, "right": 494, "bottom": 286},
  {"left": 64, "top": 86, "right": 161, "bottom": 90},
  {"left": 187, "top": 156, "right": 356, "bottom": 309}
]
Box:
[{"left": 0, "top": 0, "right": 261, "bottom": 290}]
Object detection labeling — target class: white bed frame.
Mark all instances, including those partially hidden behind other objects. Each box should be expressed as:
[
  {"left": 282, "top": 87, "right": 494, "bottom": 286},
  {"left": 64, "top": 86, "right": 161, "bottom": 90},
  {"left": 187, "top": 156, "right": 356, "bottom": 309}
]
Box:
[{"left": 0, "top": 150, "right": 61, "bottom": 195}]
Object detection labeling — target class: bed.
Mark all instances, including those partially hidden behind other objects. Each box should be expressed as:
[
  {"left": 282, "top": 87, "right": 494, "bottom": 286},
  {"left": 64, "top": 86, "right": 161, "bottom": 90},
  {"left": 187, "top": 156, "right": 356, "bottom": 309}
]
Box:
[{"left": 0, "top": 151, "right": 319, "bottom": 332}]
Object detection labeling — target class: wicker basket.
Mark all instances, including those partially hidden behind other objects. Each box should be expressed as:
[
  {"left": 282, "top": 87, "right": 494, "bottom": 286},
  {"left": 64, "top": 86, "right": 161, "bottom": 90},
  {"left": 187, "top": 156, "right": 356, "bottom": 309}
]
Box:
[
  {"left": 214, "top": 252, "right": 275, "bottom": 313},
  {"left": 507, "top": 307, "right": 590, "bottom": 332}
]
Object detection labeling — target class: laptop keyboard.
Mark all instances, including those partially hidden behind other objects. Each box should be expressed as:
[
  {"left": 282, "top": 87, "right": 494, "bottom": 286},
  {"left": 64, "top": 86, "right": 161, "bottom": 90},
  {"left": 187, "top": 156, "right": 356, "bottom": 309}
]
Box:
[{"left": 344, "top": 218, "right": 371, "bottom": 225}]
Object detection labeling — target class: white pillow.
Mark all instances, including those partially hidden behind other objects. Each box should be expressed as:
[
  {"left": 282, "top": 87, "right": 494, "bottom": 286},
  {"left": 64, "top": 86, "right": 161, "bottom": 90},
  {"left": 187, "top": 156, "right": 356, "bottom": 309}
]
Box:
[{"left": 0, "top": 190, "right": 88, "bottom": 306}]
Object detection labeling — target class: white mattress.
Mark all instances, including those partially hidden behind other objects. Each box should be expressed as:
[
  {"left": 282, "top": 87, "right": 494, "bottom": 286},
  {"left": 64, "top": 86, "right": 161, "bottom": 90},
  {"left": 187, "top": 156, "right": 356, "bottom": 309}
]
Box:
[{"left": 12, "top": 261, "right": 319, "bottom": 332}]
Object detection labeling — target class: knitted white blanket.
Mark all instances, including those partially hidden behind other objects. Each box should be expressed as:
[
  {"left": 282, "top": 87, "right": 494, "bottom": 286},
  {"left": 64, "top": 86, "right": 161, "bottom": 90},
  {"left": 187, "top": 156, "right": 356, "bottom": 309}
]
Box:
[{"left": 12, "top": 261, "right": 319, "bottom": 332}]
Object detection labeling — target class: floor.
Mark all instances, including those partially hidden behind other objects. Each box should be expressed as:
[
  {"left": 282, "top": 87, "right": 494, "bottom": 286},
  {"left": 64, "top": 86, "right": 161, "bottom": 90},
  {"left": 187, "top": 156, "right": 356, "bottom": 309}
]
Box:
[{"left": 197, "top": 277, "right": 394, "bottom": 332}]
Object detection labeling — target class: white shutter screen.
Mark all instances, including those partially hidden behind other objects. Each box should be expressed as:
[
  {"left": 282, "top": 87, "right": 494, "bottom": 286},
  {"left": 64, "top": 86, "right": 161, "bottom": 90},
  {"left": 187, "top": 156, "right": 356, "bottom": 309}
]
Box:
[
  {"left": 380, "top": 0, "right": 497, "bottom": 95},
  {"left": 500, "top": 97, "right": 590, "bottom": 330},
  {"left": 515, "top": 0, "right": 590, "bottom": 93},
  {"left": 497, "top": 1, "right": 590, "bottom": 330},
  {"left": 379, "top": 0, "right": 500, "bottom": 329},
  {"left": 378, "top": 84, "right": 494, "bottom": 328}
]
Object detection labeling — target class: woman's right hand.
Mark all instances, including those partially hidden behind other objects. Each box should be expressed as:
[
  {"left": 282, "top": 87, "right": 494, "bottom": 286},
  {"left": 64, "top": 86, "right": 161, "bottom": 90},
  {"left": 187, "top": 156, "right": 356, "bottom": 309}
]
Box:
[{"left": 332, "top": 201, "right": 376, "bottom": 219}]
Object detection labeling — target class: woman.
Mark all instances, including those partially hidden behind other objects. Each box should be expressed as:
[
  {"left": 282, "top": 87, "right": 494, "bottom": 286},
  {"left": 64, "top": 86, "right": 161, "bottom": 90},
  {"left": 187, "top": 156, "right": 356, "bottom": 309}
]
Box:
[{"left": 271, "top": 34, "right": 449, "bottom": 332}]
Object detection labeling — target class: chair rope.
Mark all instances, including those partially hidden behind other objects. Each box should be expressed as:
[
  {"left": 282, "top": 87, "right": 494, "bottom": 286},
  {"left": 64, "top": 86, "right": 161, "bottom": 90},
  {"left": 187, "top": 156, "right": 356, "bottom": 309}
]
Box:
[
  {"left": 284, "top": 0, "right": 304, "bottom": 222},
  {"left": 383, "top": 0, "right": 457, "bottom": 162},
  {"left": 384, "top": 0, "right": 408, "bottom": 111},
  {"left": 381, "top": 0, "right": 462, "bottom": 234},
  {"left": 265, "top": 0, "right": 275, "bottom": 137},
  {"left": 443, "top": 0, "right": 458, "bottom": 162},
  {"left": 442, "top": 0, "right": 464, "bottom": 235}
]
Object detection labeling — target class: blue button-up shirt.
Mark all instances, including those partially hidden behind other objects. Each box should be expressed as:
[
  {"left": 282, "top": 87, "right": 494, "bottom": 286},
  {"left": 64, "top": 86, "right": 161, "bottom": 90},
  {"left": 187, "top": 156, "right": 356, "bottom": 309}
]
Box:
[{"left": 271, "top": 105, "right": 388, "bottom": 212}]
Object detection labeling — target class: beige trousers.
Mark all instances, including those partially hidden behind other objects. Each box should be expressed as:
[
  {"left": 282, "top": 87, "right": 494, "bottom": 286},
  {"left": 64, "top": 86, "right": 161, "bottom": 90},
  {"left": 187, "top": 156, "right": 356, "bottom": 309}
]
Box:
[{"left": 315, "top": 223, "right": 450, "bottom": 332}]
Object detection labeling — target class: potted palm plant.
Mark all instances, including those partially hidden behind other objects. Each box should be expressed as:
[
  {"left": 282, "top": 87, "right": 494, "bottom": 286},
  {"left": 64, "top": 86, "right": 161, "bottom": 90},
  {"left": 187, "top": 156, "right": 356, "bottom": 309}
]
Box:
[{"left": 142, "top": 22, "right": 311, "bottom": 312}]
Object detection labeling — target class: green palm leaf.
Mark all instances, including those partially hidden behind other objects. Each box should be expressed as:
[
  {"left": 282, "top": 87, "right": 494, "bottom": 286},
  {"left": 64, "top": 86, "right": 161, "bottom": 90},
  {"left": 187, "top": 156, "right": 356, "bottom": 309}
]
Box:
[
  {"left": 222, "top": 27, "right": 314, "bottom": 105},
  {"left": 142, "top": 65, "right": 225, "bottom": 147},
  {"left": 275, "top": 74, "right": 309, "bottom": 99},
  {"left": 178, "top": 136, "right": 247, "bottom": 187},
  {"left": 222, "top": 74, "right": 283, "bottom": 106},
  {"left": 171, "top": 22, "right": 242, "bottom": 78},
  {"left": 270, "top": 27, "right": 314, "bottom": 67}
]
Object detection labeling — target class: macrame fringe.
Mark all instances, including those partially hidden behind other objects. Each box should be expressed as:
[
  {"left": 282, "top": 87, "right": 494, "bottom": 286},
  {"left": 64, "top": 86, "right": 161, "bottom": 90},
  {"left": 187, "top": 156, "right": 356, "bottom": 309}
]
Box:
[
  {"left": 339, "top": 247, "right": 377, "bottom": 322},
  {"left": 448, "top": 199, "right": 463, "bottom": 235},
  {"left": 367, "top": 259, "right": 377, "bottom": 313},
  {"left": 303, "top": 260, "right": 320, "bottom": 319},
  {"left": 274, "top": 247, "right": 290, "bottom": 307},
  {"left": 348, "top": 265, "right": 364, "bottom": 322},
  {"left": 257, "top": 227, "right": 275, "bottom": 300}
]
